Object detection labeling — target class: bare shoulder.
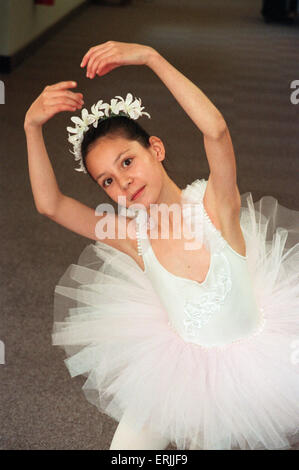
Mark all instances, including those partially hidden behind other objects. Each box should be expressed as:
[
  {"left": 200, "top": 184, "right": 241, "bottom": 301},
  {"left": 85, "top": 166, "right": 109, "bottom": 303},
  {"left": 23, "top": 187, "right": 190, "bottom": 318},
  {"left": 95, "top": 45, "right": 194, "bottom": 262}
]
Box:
[{"left": 203, "top": 176, "right": 246, "bottom": 257}]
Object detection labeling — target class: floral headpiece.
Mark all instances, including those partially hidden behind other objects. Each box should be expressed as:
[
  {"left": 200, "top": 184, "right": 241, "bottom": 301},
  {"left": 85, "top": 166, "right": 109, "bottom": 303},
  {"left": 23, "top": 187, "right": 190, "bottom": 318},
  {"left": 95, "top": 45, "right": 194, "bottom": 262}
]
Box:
[{"left": 67, "top": 93, "right": 151, "bottom": 173}]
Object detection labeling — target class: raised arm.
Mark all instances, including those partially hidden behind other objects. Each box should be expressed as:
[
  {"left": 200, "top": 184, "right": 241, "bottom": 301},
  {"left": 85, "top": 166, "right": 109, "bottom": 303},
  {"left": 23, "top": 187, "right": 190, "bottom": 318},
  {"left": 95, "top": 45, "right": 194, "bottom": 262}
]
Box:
[
  {"left": 146, "top": 50, "right": 240, "bottom": 210},
  {"left": 24, "top": 82, "right": 118, "bottom": 245},
  {"left": 81, "top": 42, "right": 241, "bottom": 211},
  {"left": 146, "top": 51, "right": 226, "bottom": 139},
  {"left": 144, "top": 49, "right": 243, "bottom": 254}
]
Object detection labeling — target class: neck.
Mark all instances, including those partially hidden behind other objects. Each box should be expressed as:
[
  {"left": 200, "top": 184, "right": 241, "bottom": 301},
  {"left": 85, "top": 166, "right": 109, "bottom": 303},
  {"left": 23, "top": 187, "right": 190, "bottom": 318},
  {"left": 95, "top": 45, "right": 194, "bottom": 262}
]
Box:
[{"left": 146, "top": 173, "right": 183, "bottom": 227}]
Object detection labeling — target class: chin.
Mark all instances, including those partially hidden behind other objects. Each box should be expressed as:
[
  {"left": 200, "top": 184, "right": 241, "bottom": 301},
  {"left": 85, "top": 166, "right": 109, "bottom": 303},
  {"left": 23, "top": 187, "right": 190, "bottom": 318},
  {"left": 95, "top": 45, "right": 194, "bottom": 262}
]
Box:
[{"left": 129, "top": 200, "right": 150, "bottom": 210}]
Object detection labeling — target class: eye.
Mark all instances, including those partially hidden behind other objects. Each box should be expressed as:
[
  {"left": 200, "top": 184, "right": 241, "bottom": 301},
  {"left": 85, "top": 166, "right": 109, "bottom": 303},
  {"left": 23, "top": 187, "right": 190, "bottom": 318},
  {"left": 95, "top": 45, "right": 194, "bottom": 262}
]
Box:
[
  {"left": 122, "top": 157, "right": 133, "bottom": 167},
  {"left": 102, "top": 158, "right": 133, "bottom": 188},
  {"left": 103, "top": 178, "right": 112, "bottom": 188}
]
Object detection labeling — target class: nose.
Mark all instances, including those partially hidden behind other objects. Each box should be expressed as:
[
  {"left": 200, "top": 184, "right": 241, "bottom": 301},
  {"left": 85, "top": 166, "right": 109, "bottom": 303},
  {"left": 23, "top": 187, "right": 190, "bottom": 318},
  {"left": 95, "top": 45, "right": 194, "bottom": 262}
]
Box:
[{"left": 120, "top": 176, "right": 133, "bottom": 190}]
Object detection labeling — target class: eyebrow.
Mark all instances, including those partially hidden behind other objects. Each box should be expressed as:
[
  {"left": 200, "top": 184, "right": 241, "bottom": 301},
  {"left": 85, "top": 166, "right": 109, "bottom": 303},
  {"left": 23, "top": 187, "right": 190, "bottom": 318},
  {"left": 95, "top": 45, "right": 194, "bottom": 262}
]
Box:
[{"left": 96, "top": 149, "right": 130, "bottom": 181}]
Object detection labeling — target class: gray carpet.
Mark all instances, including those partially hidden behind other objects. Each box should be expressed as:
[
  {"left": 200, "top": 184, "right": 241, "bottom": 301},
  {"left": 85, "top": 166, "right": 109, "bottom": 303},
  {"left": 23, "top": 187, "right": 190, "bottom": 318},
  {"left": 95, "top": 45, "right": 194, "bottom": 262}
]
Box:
[{"left": 1, "top": 0, "right": 298, "bottom": 450}]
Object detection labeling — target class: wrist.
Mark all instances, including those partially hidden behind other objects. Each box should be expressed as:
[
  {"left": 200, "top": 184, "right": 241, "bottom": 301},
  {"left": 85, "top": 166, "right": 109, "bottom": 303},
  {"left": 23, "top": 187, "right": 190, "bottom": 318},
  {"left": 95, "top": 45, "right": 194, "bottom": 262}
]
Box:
[
  {"left": 24, "top": 119, "right": 42, "bottom": 132},
  {"left": 145, "top": 47, "right": 162, "bottom": 68}
]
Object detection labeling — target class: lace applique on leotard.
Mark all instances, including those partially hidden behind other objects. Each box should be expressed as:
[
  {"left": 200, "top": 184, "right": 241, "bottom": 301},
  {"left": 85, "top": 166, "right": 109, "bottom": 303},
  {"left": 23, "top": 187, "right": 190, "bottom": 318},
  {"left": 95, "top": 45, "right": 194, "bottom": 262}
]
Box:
[
  {"left": 133, "top": 179, "right": 234, "bottom": 333},
  {"left": 183, "top": 253, "right": 232, "bottom": 334},
  {"left": 181, "top": 179, "right": 234, "bottom": 331}
]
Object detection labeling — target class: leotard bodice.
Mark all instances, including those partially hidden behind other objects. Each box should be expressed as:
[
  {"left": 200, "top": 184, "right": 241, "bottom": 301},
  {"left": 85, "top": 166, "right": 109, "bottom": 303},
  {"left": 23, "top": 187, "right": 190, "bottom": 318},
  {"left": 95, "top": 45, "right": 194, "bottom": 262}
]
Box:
[{"left": 134, "top": 179, "right": 265, "bottom": 348}]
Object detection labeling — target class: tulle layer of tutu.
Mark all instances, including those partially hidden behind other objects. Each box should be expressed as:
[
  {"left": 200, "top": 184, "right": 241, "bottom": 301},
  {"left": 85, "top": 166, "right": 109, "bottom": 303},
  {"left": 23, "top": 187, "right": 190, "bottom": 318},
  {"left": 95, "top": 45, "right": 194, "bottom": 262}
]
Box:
[{"left": 52, "top": 191, "right": 299, "bottom": 450}]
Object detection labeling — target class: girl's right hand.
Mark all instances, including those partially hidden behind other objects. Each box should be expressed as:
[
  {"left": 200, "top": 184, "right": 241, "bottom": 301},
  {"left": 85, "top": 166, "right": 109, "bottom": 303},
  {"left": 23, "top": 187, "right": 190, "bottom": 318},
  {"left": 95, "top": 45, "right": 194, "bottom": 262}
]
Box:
[{"left": 24, "top": 81, "right": 84, "bottom": 128}]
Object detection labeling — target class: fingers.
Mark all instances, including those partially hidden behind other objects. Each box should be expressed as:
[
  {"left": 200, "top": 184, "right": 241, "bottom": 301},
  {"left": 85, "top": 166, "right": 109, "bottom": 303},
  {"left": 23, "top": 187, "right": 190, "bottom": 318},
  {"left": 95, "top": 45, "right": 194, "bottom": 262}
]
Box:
[
  {"left": 85, "top": 50, "right": 103, "bottom": 78},
  {"left": 87, "top": 52, "right": 117, "bottom": 79},
  {"left": 47, "top": 103, "right": 79, "bottom": 113},
  {"left": 80, "top": 47, "right": 98, "bottom": 69},
  {"left": 49, "top": 81, "right": 78, "bottom": 90},
  {"left": 86, "top": 51, "right": 106, "bottom": 78},
  {"left": 80, "top": 43, "right": 111, "bottom": 68},
  {"left": 43, "top": 87, "right": 84, "bottom": 108},
  {"left": 48, "top": 90, "right": 83, "bottom": 105},
  {"left": 81, "top": 42, "right": 114, "bottom": 74},
  {"left": 46, "top": 97, "right": 83, "bottom": 111},
  {"left": 42, "top": 85, "right": 85, "bottom": 117}
]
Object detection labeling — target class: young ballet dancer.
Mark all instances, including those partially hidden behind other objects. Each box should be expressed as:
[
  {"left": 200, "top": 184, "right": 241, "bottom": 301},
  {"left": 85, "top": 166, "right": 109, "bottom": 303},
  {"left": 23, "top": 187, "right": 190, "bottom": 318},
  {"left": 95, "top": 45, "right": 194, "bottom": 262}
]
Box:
[{"left": 24, "top": 41, "right": 299, "bottom": 450}]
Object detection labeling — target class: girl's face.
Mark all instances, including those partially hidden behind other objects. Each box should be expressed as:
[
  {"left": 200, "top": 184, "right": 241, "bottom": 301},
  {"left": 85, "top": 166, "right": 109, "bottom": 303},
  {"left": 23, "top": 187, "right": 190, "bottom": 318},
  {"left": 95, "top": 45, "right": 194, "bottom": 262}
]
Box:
[{"left": 85, "top": 134, "right": 166, "bottom": 209}]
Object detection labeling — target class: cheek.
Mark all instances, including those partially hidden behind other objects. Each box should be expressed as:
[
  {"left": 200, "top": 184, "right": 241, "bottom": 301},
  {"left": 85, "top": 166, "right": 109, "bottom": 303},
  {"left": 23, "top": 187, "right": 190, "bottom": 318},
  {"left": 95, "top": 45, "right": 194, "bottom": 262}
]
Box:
[
  {"left": 110, "top": 187, "right": 126, "bottom": 205},
  {"left": 139, "top": 159, "right": 155, "bottom": 175}
]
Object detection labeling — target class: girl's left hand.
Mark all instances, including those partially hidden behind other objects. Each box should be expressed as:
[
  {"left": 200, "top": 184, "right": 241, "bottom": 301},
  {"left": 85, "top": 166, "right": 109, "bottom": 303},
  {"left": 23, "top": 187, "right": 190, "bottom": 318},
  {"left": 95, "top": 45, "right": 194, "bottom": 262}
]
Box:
[{"left": 80, "top": 41, "right": 155, "bottom": 79}]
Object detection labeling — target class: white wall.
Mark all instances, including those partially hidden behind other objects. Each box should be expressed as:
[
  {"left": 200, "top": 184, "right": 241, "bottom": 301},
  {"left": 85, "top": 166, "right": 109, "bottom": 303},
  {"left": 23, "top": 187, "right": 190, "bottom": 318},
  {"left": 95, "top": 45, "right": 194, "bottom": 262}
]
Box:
[{"left": 0, "top": 0, "right": 87, "bottom": 56}]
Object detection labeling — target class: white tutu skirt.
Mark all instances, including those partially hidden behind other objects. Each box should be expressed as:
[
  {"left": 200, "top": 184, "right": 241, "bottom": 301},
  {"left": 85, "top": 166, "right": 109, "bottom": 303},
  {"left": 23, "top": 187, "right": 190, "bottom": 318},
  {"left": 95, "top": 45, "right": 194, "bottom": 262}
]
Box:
[{"left": 52, "top": 191, "right": 299, "bottom": 450}]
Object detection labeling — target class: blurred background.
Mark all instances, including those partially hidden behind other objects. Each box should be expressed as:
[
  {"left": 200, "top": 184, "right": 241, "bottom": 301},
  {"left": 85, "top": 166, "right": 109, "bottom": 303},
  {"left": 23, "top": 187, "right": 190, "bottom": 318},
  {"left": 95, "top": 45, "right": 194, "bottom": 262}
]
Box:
[{"left": 0, "top": 0, "right": 298, "bottom": 450}]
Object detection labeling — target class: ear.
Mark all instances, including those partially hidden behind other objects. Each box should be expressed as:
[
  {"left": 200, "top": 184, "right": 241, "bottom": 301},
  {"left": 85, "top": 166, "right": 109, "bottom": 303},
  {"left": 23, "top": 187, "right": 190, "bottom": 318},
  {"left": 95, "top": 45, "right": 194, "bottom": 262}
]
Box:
[{"left": 149, "top": 136, "right": 165, "bottom": 162}]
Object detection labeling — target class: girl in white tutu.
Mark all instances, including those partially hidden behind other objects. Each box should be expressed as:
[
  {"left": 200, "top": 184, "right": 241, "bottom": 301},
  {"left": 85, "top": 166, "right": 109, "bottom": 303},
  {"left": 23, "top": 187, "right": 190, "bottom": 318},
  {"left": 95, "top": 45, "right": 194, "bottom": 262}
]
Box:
[{"left": 24, "top": 41, "right": 299, "bottom": 450}]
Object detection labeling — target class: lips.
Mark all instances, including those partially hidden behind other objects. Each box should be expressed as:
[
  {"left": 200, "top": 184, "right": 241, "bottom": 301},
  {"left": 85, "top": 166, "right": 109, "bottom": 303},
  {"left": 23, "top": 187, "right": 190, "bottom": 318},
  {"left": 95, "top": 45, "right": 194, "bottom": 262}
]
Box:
[{"left": 131, "top": 185, "right": 145, "bottom": 201}]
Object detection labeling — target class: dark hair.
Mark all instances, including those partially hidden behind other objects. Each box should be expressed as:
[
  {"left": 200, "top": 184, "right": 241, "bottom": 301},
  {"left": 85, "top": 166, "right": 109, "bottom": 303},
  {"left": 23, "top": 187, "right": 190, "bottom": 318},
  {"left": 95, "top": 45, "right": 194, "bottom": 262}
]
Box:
[{"left": 80, "top": 114, "right": 168, "bottom": 183}]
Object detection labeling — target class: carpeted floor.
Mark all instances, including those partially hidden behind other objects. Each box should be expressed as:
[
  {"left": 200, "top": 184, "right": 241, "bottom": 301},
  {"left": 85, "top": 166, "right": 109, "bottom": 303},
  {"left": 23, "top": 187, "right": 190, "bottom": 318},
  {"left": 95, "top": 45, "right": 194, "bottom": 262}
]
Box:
[{"left": 1, "top": 0, "right": 298, "bottom": 450}]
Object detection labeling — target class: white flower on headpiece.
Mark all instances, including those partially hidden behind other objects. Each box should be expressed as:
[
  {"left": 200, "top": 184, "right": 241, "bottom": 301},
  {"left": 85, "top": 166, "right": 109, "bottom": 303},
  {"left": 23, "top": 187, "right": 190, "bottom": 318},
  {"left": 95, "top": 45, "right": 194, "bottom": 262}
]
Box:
[
  {"left": 115, "top": 93, "right": 151, "bottom": 120},
  {"left": 67, "top": 133, "right": 81, "bottom": 145},
  {"left": 67, "top": 108, "right": 96, "bottom": 134},
  {"left": 67, "top": 93, "right": 151, "bottom": 174},
  {"left": 91, "top": 100, "right": 110, "bottom": 127},
  {"left": 109, "top": 98, "right": 124, "bottom": 116}
]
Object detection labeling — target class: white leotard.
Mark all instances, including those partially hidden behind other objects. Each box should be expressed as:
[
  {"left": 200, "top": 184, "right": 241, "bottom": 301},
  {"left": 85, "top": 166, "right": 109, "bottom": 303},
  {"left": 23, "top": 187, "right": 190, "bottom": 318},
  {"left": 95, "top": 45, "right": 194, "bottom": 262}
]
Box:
[{"left": 134, "top": 179, "right": 265, "bottom": 348}]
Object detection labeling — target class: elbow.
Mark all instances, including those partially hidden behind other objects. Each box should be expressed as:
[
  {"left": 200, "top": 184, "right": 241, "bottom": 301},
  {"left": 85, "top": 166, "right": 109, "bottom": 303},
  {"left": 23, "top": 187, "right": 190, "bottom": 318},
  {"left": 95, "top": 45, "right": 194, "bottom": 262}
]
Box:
[
  {"left": 36, "top": 194, "right": 62, "bottom": 217},
  {"left": 217, "top": 117, "right": 228, "bottom": 138},
  {"left": 36, "top": 205, "right": 54, "bottom": 217},
  {"left": 207, "top": 116, "right": 227, "bottom": 140}
]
